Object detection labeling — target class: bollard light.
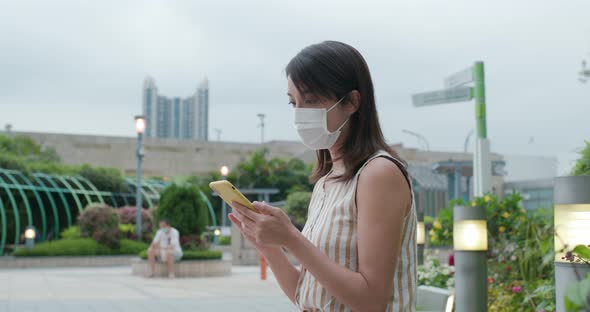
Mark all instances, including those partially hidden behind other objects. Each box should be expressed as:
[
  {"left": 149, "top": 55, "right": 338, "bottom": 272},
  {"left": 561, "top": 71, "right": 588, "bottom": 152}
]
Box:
[
  {"left": 416, "top": 212, "right": 425, "bottom": 265},
  {"left": 554, "top": 176, "right": 590, "bottom": 311},
  {"left": 453, "top": 220, "right": 487, "bottom": 251},
  {"left": 416, "top": 220, "right": 425, "bottom": 245},
  {"left": 24, "top": 226, "right": 36, "bottom": 249},
  {"left": 453, "top": 205, "right": 488, "bottom": 312},
  {"left": 214, "top": 228, "right": 221, "bottom": 236}
]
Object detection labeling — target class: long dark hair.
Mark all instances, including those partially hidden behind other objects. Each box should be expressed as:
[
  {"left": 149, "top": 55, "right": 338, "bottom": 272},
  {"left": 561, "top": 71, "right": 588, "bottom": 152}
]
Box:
[{"left": 286, "top": 41, "right": 400, "bottom": 183}]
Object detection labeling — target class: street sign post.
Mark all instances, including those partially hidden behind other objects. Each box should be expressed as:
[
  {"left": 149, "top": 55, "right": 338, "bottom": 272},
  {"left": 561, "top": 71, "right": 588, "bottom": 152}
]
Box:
[
  {"left": 412, "top": 86, "right": 472, "bottom": 107},
  {"left": 444, "top": 67, "right": 474, "bottom": 89},
  {"left": 411, "top": 61, "right": 490, "bottom": 312}
]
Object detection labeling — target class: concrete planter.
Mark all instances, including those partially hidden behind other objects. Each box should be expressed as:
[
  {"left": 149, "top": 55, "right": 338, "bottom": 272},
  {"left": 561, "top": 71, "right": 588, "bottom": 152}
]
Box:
[
  {"left": 554, "top": 175, "right": 590, "bottom": 312},
  {"left": 131, "top": 258, "right": 231, "bottom": 278},
  {"left": 0, "top": 255, "right": 135, "bottom": 269}
]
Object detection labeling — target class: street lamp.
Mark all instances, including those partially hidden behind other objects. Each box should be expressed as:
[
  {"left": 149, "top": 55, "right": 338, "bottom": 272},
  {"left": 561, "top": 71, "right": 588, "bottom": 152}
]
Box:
[
  {"left": 453, "top": 205, "right": 488, "bottom": 312},
  {"left": 402, "top": 129, "right": 430, "bottom": 151},
  {"left": 24, "top": 226, "right": 36, "bottom": 249},
  {"left": 257, "top": 113, "right": 266, "bottom": 144},
  {"left": 220, "top": 165, "right": 229, "bottom": 226},
  {"left": 134, "top": 115, "right": 146, "bottom": 241}
]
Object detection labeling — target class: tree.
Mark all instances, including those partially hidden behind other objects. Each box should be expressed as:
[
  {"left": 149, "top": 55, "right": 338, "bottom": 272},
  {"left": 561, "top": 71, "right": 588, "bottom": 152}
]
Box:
[{"left": 155, "top": 184, "right": 209, "bottom": 236}]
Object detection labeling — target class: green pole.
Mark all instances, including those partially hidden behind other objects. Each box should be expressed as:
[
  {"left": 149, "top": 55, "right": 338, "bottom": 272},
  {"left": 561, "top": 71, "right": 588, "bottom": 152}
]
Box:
[{"left": 473, "top": 61, "right": 487, "bottom": 139}]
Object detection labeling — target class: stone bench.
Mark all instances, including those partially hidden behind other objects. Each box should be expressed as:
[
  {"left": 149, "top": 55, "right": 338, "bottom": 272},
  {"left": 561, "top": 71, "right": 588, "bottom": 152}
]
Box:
[{"left": 131, "top": 258, "right": 232, "bottom": 278}]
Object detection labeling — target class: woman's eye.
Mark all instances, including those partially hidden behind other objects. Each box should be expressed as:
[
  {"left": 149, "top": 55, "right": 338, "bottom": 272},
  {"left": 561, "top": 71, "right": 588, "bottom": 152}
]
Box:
[{"left": 288, "top": 101, "right": 296, "bottom": 107}]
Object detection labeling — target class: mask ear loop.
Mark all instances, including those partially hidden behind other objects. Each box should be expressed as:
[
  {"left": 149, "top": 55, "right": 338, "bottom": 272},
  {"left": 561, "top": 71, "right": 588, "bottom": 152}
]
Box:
[
  {"left": 327, "top": 95, "right": 346, "bottom": 112},
  {"left": 326, "top": 95, "right": 350, "bottom": 134}
]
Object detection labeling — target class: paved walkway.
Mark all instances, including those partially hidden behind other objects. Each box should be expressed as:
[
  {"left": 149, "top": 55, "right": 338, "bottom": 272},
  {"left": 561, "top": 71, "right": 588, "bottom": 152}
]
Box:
[{"left": 0, "top": 265, "right": 296, "bottom": 312}]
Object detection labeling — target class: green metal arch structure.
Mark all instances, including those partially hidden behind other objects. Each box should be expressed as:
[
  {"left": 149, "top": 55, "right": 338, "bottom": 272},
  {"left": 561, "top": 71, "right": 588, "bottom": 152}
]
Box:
[{"left": 0, "top": 169, "right": 219, "bottom": 256}]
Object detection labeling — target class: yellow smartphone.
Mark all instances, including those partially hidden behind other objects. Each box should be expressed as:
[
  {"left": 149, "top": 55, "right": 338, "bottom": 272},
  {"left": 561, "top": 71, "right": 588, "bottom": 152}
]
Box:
[{"left": 209, "top": 180, "right": 259, "bottom": 213}]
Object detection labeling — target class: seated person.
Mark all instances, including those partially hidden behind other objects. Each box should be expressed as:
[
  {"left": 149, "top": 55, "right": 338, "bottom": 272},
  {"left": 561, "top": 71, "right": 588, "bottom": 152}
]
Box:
[{"left": 147, "top": 219, "right": 183, "bottom": 278}]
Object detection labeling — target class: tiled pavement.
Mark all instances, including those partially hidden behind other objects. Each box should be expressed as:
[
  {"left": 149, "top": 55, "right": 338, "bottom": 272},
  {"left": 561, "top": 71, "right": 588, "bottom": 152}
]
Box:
[{"left": 0, "top": 265, "right": 296, "bottom": 312}]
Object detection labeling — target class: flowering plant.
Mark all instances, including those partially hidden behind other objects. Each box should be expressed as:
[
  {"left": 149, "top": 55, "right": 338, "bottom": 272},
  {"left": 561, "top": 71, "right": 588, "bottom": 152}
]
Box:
[{"left": 417, "top": 251, "right": 455, "bottom": 289}]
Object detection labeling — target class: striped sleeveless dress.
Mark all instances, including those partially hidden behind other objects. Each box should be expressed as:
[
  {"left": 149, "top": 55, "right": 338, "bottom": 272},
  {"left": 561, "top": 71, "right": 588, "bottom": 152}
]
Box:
[{"left": 294, "top": 150, "right": 417, "bottom": 312}]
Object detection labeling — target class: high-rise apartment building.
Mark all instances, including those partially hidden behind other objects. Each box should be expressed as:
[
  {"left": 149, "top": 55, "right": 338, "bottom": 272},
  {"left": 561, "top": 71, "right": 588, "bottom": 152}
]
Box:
[{"left": 142, "top": 76, "right": 209, "bottom": 141}]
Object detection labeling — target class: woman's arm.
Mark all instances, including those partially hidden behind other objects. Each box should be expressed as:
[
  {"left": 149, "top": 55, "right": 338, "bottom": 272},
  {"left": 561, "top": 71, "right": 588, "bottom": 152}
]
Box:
[
  {"left": 228, "top": 213, "right": 301, "bottom": 303},
  {"left": 286, "top": 158, "right": 411, "bottom": 311},
  {"left": 233, "top": 158, "right": 410, "bottom": 312}
]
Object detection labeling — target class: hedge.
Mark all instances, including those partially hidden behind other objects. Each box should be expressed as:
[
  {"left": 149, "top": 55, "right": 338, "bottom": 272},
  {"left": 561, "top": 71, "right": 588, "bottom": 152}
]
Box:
[
  {"left": 12, "top": 238, "right": 148, "bottom": 257},
  {"left": 138, "top": 249, "right": 222, "bottom": 260}
]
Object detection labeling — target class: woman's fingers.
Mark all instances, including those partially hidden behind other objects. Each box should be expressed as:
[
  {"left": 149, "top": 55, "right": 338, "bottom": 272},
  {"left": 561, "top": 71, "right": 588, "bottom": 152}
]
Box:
[
  {"left": 232, "top": 210, "right": 257, "bottom": 229},
  {"left": 229, "top": 212, "right": 256, "bottom": 237},
  {"left": 232, "top": 201, "right": 261, "bottom": 222}
]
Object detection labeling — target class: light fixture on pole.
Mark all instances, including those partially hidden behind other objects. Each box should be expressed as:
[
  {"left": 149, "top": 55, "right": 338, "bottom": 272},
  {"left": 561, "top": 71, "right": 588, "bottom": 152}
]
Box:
[
  {"left": 416, "top": 212, "right": 425, "bottom": 265},
  {"left": 24, "top": 226, "right": 36, "bottom": 249},
  {"left": 257, "top": 113, "right": 266, "bottom": 144},
  {"left": 220, "top": 165, "right": 229, "bottom": 226},
  {"left": 453, "top": 204, "right": 488, "bottom": 312},
  {"left": 134, "top": 115, "right": 146, "bottom": 241},
  {"left": 554, "top": 175, "right": 590, "bottom": 311}
]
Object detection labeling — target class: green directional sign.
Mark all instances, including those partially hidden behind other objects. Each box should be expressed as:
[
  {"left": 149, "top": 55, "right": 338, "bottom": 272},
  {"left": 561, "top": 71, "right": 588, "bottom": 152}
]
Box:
[{"left": 412, "top": 86, "right": 473, "bottom": 107}]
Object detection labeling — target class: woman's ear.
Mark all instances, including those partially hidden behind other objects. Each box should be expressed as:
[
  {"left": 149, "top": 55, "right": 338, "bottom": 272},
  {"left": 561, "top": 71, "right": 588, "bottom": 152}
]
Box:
[{"left": 347, "top": 90, "right": 361, "bottom": 113}]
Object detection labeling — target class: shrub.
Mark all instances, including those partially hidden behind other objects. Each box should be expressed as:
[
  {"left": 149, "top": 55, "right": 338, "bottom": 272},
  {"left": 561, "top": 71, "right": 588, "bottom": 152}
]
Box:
[
  {"left": 155, "top": 184, "right": 209, "bottom": 236},
  {"left": 179, "top": 234, "right": 208, "bottom": 250},
  {"left": 138, "top": 249, "right": 222, "bottom": 260},
  {"left": 284, "top": 191, "right": 311, "bottom": 227},
  {"left": 572, "top": 141, "right": 590, "bottom": 176},
  {"left": 115, "top": 239, "right": 149, "bottom": 255},
  {"left": 60, "top": 226, "right": 81, "bottom": 240},
  {"left": 219, "top": 236, "right": 231, "bottom": 246},
  {"left": 78, "top": 203, "right": 120, "bottom": 249},
  {"left": 12, "top": 238, "right": 148, "bottom": 257},
  {"left": 75, "top": 164, "right": 127, "bottom": 194},
  {"left": 118, "top": 206, "right": 154, "bottom": 241},
  {"left": 12, "top": 238, "right": 110, "bottom": 257}
]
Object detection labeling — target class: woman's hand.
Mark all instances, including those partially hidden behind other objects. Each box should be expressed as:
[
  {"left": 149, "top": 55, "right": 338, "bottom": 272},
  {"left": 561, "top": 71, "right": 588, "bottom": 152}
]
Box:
[{"left": 229, "top": 201, "right": 298, "bottom": 248}]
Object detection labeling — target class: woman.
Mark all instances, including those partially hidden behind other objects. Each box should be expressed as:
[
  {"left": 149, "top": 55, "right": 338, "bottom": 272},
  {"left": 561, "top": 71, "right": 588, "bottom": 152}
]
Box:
[{"left": 229, "top": 41, "right": 416, "bottom": 312}]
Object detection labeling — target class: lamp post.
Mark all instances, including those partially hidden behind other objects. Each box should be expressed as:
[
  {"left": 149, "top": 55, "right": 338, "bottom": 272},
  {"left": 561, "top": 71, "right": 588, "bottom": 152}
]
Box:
[
  {"left": 554, "top": 176, "right": 590, "bottom": 311},
  {"left": 453, "top": 205, "right": 488, "bottom": 312},
  {"left": 220, "top": 165, "right": 229, "bottom": 226},
  {"left": 402, "top": 129, "right": 430, "bottom": 151},
  {"left": 24, "top": 226, "right": 36, "bottom": 249},
  {"left": 257, "top": 113, "right": 265, "bottom": 144},
  {"left": 416, "top": 212, "right": 425, "bottom": 265},
  {"left": 134, "top": 115, "right": 146, "bottom": 241}
]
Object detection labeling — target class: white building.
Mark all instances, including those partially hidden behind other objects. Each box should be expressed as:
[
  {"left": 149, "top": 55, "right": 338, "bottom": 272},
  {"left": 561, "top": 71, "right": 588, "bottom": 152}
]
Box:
[{"left": 142, "top": 76, "right": 209, "bottom": 141}]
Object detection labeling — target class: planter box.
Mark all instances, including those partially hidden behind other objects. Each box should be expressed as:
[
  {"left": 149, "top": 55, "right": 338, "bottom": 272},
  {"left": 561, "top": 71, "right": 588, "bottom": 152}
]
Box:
[
  {"left": 554, "top": 175, "right": 590, "bottom": 312},
  {"left": 417, "top": 285, "right": 454, "bottom": 312},
  {"left": 0, "top": 255, "right": 135, "bottom": 269},
  {"left": 131, "top": 258, "right": 231, "bottom": 278}
]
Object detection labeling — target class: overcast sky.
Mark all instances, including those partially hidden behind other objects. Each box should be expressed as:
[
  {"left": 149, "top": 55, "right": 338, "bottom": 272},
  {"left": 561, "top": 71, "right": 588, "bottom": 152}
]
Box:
[{"left": 1, "top": 0, "right": 589, "bottom": 175}]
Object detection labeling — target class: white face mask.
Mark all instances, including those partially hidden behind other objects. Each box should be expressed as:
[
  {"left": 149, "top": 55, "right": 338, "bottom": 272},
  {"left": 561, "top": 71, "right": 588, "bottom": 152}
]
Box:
[{"left": 294, "top": 96, "right": 349, "bottom": 150}]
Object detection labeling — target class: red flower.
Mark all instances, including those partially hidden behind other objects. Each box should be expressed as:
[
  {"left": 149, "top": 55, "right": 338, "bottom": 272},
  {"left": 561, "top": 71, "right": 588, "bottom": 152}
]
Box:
[
  {"left": 512, "top": 286, "right": 522, "bottom": 293},
  {"left": 505, "top": 265, "right": 512, "bottom": 271},
  {"left": 487, "top": 277, "right": 494, "bottom": 284},
  {"left": 448, "top": 253, "right": 454, "bottom": 266}
]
